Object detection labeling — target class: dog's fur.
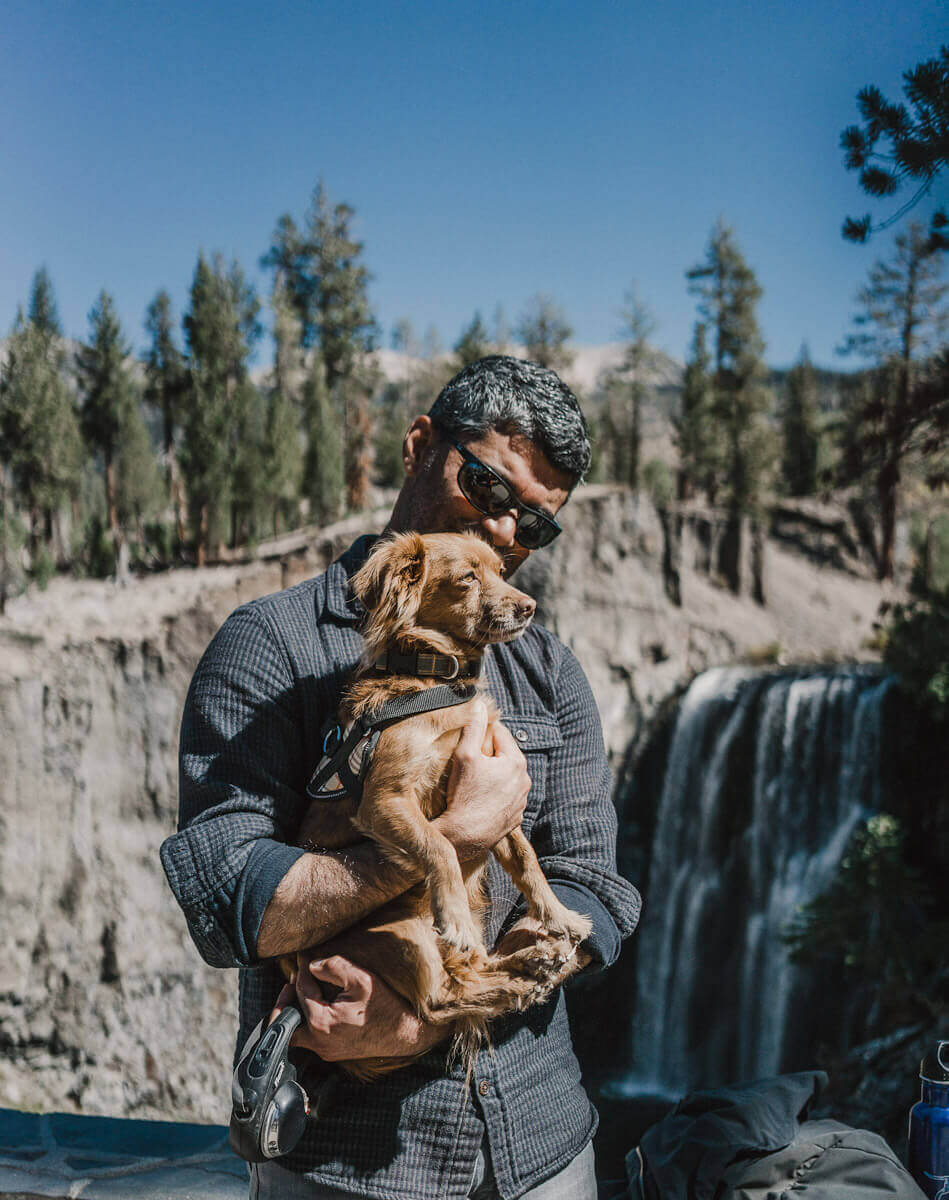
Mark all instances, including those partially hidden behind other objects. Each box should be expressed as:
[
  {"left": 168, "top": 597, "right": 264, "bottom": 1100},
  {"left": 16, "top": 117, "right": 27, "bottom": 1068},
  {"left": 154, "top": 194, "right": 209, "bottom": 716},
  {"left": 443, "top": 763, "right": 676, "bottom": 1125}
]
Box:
[{"left": 286, "top": 531, "right": 591, "bottom": 1080}]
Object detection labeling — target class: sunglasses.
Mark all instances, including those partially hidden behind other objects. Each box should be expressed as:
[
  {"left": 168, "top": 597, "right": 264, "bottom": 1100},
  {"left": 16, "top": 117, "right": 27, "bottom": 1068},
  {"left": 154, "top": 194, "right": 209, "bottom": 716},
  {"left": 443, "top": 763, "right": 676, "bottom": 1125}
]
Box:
[{"left": 451, "top": 441, "right": 562, "bottom": 549}]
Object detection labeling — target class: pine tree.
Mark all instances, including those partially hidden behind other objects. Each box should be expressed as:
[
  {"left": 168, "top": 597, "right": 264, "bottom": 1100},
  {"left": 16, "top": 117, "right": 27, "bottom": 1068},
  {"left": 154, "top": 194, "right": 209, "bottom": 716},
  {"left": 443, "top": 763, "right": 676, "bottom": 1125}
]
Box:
[
  {"left": 674, "top": 322, "right": 719, "bottom": 502},
  {"left": 374, "top": 380, "right": 411, "bottom": 489},
  {"left": 264, "top": 283, "right": 304, "bottom": 534},
  {"left": 144, "top": 290, "right": 188, "bottom": 549},
  {"left": 264, "top": 382, "right": 303, "bottom": 535},
  {"left": 302, "top": 351, "right": 344, "bottom": 525},
  {"left": 76, "top": 291, "right": 143, "bottom": 573},
  {"left": 263, "top": 180, "right": 377, "bottom": 513},
  {"left": 619, "top": 285, "right": 657, "bottom": 491},
  {"left": 515, "top": 295, "right": 573, "bottom": 372},
  {"left": 686, "top": 221, "right": 772, "bottom": 512},
  {"left": 840, "top": 44, "right": 949, "bottom": 246},
  {"left": 28, "top": 267, "right": 62, "bottom": 337},
  {"left": 302, "top": 182, "right": 377, "bottom": 393},
  {"left": 839, "top": 221, "right": 948, "bottom": 579},
  {"left": 229, "top": 380, "right": 269, "bottom": 546},
  {"left": 454, "top": 311, "right": 492, "bottom": 369},
  {"left": 260, "top": 214, "right": 308, "bottom": 338},
  {"left": 0, "top": 290, "right": 82, "bottom": 568},
  {"left": 781, "top": 346, "right": 821, "bottom": 497},
  {"left": 343, "top": 373, "right": 374, "bottom": 511},
  {"left": 114, "top": 397, "right": 164, "bottom": 551},
  {"left": 182, "top": 252, "right": 262, "bottom": 563}
]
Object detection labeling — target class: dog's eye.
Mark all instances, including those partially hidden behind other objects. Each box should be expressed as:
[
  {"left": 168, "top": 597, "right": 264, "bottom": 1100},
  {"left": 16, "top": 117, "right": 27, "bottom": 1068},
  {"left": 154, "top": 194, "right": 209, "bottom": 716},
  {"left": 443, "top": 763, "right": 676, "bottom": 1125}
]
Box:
[{"left": 461, "top": 571, "right": 478, "bottom": 585}]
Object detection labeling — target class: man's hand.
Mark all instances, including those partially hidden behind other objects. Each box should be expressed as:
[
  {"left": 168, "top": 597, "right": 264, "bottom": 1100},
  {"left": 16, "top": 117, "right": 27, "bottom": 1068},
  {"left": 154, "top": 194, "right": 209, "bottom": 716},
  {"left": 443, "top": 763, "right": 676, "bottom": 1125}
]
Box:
[
  {"left": 268, "top": 951, "right": 449, "bottom": 1062},
  {"left": 435, "top": 700, "right": 531, "bottom": 862}
]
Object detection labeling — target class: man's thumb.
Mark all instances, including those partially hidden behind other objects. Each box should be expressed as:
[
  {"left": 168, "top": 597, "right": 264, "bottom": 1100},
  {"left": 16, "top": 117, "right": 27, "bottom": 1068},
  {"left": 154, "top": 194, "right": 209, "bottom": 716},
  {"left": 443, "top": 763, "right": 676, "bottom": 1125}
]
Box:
[{"left": 457, "top": 698, "right": 488, "bottom": 751}]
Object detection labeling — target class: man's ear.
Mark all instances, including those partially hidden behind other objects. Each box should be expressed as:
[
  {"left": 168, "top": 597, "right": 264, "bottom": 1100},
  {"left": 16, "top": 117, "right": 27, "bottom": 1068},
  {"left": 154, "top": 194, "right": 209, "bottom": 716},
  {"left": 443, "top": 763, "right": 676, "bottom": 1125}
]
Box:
[
  {"left": 352, "top": 532, "right": 428, "bottom": 646},
  {"left": 402, "top": 416, "right": 436, "bottom": 478}
]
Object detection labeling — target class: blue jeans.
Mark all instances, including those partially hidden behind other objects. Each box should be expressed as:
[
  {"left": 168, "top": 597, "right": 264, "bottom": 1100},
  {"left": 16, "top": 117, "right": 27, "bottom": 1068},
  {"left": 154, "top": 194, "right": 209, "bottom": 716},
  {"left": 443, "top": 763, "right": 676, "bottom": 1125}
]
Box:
[{"left": 250, "top": 1139, "right": 597, "bottom": 1199}]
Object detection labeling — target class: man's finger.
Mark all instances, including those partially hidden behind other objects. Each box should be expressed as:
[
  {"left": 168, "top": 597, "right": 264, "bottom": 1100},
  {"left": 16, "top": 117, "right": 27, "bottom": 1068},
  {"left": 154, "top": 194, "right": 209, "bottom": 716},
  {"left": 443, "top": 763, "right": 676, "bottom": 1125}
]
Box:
[
  {"left": 309, "top": 954, "right": 372, "bottom": 1002},
  {"left": 266, "top": 981, "right": 296, "bottom": 1028}
]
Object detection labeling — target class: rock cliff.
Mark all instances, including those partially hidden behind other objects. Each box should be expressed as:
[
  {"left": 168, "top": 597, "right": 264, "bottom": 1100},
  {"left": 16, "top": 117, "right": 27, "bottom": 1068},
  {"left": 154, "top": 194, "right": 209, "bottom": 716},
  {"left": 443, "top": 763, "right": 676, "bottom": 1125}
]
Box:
[{"left": 0, "top": 487, "right": 890, "bottom": 1122}]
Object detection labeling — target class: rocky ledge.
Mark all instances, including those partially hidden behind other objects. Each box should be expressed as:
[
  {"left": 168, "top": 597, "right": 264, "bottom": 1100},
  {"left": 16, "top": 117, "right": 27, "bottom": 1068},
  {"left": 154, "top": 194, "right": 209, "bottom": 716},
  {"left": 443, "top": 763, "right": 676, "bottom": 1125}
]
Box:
[{"left": 0, "top": 1107, "right": 244, "bottom": 1198}]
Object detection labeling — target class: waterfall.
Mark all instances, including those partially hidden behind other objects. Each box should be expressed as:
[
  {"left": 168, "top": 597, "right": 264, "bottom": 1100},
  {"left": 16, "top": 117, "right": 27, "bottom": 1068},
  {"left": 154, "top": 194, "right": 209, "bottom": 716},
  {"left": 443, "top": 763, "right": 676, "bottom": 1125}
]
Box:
[{"left": 622, "top": 665, "right": 895, "bottom": 1096}]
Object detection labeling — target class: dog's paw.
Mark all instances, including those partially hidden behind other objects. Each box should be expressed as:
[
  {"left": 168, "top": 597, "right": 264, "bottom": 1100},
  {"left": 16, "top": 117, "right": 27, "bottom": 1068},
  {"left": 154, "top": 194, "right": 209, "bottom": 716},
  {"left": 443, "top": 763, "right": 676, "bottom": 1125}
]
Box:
[
  {"left": 500, "top": 935, "right": 566, "bottom": 981},
  {"left": 532, "top": 903, "right": 592, "bottom": 949},
  {"left": 436, "top": 915, "right": 486, "bottom": 957}
]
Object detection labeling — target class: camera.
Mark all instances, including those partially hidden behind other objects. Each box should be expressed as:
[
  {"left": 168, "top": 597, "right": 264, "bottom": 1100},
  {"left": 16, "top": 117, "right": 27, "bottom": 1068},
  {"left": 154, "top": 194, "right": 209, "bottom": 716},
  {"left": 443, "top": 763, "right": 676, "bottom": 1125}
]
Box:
[{"left": 229, "top": 1003, "right": 335, "bottom": 1163}]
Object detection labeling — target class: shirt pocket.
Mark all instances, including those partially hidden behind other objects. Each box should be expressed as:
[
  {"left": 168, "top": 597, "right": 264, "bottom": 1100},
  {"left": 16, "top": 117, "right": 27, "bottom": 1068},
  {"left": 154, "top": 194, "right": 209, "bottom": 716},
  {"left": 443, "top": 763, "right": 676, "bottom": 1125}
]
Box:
[{"left": 500, "top": 712, "right": 563, "bottom": 837}]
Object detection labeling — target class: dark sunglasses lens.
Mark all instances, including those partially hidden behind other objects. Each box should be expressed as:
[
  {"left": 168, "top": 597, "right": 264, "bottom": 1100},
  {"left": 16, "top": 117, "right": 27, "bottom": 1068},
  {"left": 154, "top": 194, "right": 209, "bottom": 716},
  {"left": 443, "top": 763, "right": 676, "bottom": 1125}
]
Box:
[
  {"left": 515, "top": 510, "right": 559, "bottom": 549},
  {"left": 458, "top": 461, "right": 513, "bottom": 514}
]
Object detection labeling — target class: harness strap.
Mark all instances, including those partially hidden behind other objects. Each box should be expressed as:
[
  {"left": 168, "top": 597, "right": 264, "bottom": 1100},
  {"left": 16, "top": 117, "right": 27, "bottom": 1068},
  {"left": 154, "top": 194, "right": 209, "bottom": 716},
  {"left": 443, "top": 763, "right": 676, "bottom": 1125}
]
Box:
[
  {"left": 306, "top": 684, "right": 477, "bottom": 804},
  {"left": 360, "top": 683, "right": 478, "bottom": 731}
]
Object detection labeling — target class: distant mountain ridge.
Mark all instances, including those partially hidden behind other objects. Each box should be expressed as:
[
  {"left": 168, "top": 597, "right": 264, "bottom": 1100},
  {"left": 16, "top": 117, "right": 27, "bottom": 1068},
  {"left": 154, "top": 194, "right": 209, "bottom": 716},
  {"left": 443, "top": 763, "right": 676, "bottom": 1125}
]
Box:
[{"left": 369, "top": 342, "right": 685, "bottom": 395}]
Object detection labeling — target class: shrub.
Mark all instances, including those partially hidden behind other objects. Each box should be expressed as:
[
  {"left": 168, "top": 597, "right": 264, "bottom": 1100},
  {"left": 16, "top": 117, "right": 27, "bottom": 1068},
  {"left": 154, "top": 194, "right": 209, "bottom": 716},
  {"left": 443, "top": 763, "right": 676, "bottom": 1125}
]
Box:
[{"left": 877, "top": 591, "right": 949, "bottom": 721}]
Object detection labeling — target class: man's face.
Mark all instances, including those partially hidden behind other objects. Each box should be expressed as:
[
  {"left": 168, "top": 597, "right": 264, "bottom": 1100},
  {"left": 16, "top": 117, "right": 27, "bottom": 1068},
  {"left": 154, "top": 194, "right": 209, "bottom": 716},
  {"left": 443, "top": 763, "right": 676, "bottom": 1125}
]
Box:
[{"left": 392, "top": 417, "right": 572, "bottom": 577}]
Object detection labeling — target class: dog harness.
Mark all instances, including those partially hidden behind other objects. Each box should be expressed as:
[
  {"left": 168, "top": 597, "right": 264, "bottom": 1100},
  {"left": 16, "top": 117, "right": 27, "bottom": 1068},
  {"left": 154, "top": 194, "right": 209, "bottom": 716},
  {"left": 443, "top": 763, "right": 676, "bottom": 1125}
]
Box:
[{"left": 306, "top": 684, "right": 477, "bottom": 804}]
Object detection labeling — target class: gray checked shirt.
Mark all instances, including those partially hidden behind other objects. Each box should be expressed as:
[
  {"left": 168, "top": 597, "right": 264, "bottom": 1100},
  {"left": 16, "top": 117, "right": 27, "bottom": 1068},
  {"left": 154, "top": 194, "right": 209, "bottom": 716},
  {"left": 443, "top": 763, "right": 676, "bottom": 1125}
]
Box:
[{"left": 161, "top": 535, "right": 641, "bottom": 1200}]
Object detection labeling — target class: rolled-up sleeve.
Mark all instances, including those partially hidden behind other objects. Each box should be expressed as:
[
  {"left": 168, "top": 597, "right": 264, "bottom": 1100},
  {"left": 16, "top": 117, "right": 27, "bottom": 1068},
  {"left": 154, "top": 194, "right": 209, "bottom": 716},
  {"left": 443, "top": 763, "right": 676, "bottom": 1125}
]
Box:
[
  {"left": 160, "top": 604, "right": 308, "bottom": 968},
  {"left": 529, "top": 647, "right": 642, "bottom": 971}
]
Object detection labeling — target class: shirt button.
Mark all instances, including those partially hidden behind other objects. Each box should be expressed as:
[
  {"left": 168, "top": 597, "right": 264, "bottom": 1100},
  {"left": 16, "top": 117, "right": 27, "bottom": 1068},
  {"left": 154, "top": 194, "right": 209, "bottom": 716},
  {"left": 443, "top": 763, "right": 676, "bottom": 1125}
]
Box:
[
  {"left": 514, "top": 729, "right": 528, "bottom": 743},
  {"left": 478, "top": 1080, "right": 490, "bottom": 1096}
]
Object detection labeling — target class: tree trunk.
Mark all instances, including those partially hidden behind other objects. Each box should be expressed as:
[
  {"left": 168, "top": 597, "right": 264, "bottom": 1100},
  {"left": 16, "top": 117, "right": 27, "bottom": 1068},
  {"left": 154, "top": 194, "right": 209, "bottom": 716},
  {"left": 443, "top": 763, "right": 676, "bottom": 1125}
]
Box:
[
  {"left": 345, "top": 380, "right": 373, "bottom": 512},
  {"left": 197, "top": 503, "right": 208, "bottom": 567},
  {"left": 629, "top": 385, "right": 641, "bottom": 492},
  {"left": 166, "top": 442, "right": 186, "bottom": 554},
  {"left": 0, "top": 467, "right": 8, "bottom": 616},
  {"left": 104, "top": 454, "right": 128, "bottom": 581},
  {"left": 877, "top": 458, "right": 899, "bottom": 581}
]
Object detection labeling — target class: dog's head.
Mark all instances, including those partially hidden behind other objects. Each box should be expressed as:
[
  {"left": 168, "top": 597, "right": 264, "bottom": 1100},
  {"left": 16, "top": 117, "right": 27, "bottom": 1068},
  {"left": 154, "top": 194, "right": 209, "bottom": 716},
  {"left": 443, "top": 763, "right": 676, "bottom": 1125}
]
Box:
[{"left": 352, "top": 531, "right": 536, "bottom": 659}]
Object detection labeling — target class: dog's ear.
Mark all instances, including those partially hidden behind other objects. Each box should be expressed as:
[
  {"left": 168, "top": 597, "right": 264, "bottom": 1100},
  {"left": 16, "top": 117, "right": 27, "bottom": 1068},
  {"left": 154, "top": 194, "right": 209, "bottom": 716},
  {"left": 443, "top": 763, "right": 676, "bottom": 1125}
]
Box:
[{"left": 352, "top": 533, "right": 428, "bottom": 647}]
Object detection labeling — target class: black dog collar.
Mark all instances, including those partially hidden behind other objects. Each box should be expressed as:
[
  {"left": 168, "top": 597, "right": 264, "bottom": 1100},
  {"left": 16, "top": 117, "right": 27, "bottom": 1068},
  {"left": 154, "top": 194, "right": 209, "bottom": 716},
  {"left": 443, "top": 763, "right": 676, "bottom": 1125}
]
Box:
[{"left": 373, "top": 647, "right": 482, "bottom": 681}]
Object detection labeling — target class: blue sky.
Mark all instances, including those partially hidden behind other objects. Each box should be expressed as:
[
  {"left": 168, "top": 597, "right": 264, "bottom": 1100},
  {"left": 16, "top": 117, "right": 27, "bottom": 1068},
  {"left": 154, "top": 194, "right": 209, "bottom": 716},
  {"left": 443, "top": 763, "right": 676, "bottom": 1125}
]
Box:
[{"left": 1, "top": 1, "right": 945, "bottom": 371}]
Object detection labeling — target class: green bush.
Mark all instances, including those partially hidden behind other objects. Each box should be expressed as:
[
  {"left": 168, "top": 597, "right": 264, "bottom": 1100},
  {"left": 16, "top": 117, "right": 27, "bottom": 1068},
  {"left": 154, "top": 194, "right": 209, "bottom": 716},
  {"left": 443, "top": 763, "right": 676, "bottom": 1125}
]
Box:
[
  {"left": 910, "top": 513, "right": 949, "bottom": 596},
  {"left": 31, "top": 544, "right": 56, "bottom": 590},
  {"left": 784, "top": 813, "right": 949, "bottom": 1024},
  {"left": 878, "top": 591, "right": 949, "bottom": 721},
  {"left": 82, "top": 515, "right": 116, "bottom": 579},
  {"left": 642, "top": 457, "right": 675, "bottom": 507}
]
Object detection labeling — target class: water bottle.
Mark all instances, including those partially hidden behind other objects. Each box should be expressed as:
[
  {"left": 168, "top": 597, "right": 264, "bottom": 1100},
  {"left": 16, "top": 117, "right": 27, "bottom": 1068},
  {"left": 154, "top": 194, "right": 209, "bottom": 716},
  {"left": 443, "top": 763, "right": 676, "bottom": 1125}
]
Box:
[{"left": 909, "top": 1041, "right": 949, "bottom": 1199}]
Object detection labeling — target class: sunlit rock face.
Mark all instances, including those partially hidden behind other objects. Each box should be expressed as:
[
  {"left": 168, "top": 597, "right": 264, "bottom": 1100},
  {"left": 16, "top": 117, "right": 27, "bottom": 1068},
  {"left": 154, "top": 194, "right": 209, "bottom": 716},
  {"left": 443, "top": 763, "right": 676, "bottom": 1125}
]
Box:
[{"left": 0, "top": 488, "right": 889, "bottom": 1121}]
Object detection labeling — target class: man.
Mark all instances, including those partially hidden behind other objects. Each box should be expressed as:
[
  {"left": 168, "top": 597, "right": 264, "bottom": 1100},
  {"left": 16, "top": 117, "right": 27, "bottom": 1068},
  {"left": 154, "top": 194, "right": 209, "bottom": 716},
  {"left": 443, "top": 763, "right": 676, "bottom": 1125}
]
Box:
[{"left": 161, "top": 356, "right": 641, "bottom": 1199}]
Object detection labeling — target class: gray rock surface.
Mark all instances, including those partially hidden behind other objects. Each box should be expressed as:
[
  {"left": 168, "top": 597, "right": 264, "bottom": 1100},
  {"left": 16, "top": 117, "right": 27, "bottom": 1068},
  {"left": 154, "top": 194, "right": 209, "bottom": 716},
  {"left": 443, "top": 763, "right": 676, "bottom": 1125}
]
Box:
[{"left": 0, "top": 487, "right": 890, "bottom": 1123}]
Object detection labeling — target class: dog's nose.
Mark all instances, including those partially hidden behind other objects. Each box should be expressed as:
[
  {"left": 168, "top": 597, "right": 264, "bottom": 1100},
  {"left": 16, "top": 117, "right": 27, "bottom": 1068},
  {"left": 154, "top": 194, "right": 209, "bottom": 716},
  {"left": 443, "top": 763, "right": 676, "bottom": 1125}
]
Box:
[{"left": 515, "top": 595, "right": 536, "bottom": 620}]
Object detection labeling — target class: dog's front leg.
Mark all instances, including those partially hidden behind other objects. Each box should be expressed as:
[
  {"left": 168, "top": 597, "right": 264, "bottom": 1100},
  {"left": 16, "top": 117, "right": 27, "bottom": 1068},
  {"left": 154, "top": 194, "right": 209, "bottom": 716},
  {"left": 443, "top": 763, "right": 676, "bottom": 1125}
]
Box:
[
  {"left": 354, "top": 791, "right": 486, "bottom": 956},
  {"left": 492, "top": 829, "right": 592, "bottom": 947}
]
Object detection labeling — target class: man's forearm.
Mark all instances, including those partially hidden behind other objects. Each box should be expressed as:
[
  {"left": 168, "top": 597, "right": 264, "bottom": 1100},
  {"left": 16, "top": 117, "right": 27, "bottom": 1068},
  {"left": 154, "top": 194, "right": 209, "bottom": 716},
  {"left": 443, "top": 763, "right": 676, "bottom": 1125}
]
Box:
[{"left": 256, "top": 839, "right": 427, "bottom": 959}]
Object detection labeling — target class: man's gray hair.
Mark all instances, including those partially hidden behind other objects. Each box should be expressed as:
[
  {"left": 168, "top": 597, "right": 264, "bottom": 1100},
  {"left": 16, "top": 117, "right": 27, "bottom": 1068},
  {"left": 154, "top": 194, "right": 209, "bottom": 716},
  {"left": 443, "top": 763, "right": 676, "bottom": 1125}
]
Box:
[{"left": 427, "top": 355, "right": 591, "bottom": 485}]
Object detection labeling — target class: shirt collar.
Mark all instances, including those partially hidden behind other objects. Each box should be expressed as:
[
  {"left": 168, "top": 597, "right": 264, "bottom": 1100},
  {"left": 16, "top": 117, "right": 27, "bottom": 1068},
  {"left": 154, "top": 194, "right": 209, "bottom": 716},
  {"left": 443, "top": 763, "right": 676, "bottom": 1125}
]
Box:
[{"left": 321, "top": 534, "right": 380, "bottom": 624}]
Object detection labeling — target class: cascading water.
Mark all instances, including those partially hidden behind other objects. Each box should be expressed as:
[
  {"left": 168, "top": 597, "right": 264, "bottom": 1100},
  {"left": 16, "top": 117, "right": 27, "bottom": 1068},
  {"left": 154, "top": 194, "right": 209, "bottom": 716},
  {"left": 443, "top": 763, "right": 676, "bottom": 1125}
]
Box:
[{"left": 622, "top": 664, "right": 895, "bottom": 1096}]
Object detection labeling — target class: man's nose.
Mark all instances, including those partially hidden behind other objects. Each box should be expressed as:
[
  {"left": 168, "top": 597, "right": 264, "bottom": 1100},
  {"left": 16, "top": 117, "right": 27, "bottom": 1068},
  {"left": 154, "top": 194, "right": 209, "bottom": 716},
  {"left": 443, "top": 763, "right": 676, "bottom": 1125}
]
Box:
[{"left": 480, "top": 512, "right": 518, "bottom": 548}]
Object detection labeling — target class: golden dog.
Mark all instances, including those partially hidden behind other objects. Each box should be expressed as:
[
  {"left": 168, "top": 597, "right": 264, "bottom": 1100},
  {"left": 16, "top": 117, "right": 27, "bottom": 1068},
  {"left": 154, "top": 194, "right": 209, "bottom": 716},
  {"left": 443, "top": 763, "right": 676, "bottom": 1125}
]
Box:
[{"left": 285, "top": 531, "right": 591, "bottom": 1080}]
